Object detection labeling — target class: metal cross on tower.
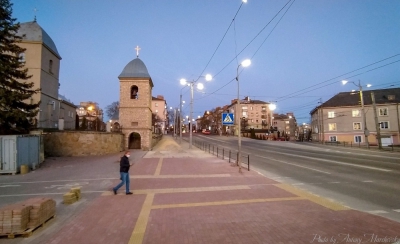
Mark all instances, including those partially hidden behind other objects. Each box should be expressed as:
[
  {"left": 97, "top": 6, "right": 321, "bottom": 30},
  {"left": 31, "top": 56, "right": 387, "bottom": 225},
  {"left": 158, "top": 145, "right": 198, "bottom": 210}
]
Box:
[{"left": 135, "top": 45, "right": 141, "bottom": 58}]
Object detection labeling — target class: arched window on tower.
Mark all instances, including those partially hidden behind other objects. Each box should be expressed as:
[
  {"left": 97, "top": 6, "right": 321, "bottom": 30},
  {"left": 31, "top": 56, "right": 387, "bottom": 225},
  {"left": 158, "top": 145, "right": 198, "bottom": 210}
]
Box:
[
  {"left": 131, "top": 85, "right": 139, "bottom": 99},
  {"left": 49, "top": 60, "right": 53, "bottom": 74}
]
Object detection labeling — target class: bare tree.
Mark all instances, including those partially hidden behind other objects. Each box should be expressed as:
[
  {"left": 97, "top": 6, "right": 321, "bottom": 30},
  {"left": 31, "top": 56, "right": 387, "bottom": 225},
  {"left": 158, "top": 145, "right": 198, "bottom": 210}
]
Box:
[{"left": 105, "top": 101, "right": 119, "bottom": 119}]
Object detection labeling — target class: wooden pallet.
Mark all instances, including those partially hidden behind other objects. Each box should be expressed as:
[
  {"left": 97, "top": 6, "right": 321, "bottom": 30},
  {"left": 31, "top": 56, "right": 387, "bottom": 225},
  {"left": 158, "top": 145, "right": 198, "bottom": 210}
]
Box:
[{"left": 0, "top": 215, "right": 55, "bottom": 239}]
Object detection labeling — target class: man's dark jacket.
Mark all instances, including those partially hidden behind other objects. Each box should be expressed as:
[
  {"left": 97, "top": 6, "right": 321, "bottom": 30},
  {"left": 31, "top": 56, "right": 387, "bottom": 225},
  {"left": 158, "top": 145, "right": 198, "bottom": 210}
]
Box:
[{"left": 119, "top": 155, "right": 130, "bottom": 173}]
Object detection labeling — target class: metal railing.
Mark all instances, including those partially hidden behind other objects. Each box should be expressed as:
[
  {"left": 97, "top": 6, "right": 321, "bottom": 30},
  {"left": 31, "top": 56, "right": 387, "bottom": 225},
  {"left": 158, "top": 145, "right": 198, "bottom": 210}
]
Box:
[
  {"left": 320, "top": 140, "right": 400, "bottom": 152},
  {"left": 193, "top": 140, "right": 250, "bottom": 171}
]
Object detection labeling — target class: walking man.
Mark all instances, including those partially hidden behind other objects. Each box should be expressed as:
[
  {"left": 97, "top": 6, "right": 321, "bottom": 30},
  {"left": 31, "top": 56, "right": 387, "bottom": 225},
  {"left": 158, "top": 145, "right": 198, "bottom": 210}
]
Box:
[{"left": 113, "top": 151, "right": 133, "bottom": 195}]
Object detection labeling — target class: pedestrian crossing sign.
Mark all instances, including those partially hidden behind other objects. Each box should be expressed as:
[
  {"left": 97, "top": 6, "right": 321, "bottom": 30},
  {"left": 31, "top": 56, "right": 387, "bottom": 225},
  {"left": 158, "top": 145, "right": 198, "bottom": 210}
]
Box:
[{"left": 222, "top": 113, "right": 234, "bottom": 125}]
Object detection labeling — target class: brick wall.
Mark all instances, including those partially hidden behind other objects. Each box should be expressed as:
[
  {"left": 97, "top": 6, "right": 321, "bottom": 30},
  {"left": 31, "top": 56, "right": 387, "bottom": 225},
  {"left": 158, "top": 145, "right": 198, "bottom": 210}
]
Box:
[{"left": 43, "top": 131, "right": 124, "bottom": 156}]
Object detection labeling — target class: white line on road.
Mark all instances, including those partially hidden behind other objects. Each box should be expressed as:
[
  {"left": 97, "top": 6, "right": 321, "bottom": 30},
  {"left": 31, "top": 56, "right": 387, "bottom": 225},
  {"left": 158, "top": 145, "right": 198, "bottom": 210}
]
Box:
[
  {"left": 254, "top": 155, "right": 331, "bottom": 174},
  {"left": 393, "top": 209, "right": 400, "bottom": 212},
  {"left": 0, "top": 185, "right": 20, "bottom": 187},
  {"left": 362, "top": 180, "right": 374, "bottom": 183},
  {"left": 0, "top": 191, "right": 105, "bottom": 198},
  {"left": 261, "top": 150, "right": 392, "bottom": 172},
  {"left": 367, "top": 210, "right": 389, "bottom": 214}
]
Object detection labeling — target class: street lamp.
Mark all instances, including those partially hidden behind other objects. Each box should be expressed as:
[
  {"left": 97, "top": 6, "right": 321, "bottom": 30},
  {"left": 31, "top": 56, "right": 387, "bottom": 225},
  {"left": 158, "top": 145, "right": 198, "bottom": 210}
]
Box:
[
  {"left": 179, "top": 84, "right": 188, "bottom": 144},
  {"left": 180, "top": 74, "right": 212, "bottom": 149},
  {"left": 236, "top": 59, "right": 251, "bottom": 173},
  {"left": 342, "top": 80, "right": 372, "bottom": 148},
  {"left": 268, "top": 103, "right": 276, "bottom": 131}
]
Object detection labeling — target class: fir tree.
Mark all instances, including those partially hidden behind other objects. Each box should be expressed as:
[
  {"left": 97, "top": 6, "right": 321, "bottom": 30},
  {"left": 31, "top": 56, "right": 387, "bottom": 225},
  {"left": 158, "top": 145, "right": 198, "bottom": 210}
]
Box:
[{"left": 0, "top": 0, "right": 40, "bottom": 134}]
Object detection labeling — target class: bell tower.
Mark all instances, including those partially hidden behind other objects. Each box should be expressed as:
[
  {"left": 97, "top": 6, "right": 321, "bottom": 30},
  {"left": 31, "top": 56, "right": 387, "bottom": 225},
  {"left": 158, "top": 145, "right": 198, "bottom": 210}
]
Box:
[{"left": 118, "top": 46, "right": 154, "bottom": 150}]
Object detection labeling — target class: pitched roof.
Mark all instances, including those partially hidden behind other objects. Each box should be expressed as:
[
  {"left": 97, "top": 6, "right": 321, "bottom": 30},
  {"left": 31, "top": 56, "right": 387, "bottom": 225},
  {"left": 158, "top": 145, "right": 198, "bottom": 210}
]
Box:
[{"left": 310, "top": 87, "right": 400, "bottom": 113}]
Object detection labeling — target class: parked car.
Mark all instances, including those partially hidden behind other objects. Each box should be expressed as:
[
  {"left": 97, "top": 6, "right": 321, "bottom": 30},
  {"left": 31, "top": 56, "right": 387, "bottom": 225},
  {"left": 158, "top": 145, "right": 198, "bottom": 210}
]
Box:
[{"left": 202, "top": 129, "right": 211, "bottom": 135}]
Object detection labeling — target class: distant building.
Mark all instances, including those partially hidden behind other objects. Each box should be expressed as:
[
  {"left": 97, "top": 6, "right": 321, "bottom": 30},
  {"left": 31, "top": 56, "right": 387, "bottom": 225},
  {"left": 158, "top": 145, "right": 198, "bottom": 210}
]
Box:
[
  {"left": 76, "top": 102, "right": 103, "bottom": 131},
  {"left": 227, "top": 97, "right": 272, "bottom": 135},
  {"left": 58, "top": 95, "right": 77, "bottom": 130},
  {"left": 152, "top": 95, "right": 167, "bottom": 134},
  {"left": 272, "top": 112, "right": 297, "bottom": 139},
  {"left": 310, "top": 88, "right": 400, "bottom": 146}
]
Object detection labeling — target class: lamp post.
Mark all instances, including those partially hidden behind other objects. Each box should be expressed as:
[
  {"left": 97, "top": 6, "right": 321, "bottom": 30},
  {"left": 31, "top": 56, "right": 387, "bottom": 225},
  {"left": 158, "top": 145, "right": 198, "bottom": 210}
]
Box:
[
  {"left": 342, "top": 80, "right": 372, "bottom": 148},
  {"left": 236, "top": 59, "right": 251, "bottom": 173},
  {"left": 180, "top": 74, "right": 212, "bottom": 149},
  {"left": 179, "top": 85, "right": 188, "bottom": 144},
  {"left": 268, "top": 103, "right": 276, "bottom": 132}
]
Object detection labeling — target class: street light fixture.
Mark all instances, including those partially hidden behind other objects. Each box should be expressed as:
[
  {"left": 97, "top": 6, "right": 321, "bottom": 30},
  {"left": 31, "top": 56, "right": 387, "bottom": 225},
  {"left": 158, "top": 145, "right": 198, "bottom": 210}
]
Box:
[
  {"left": 268, "top": 103, "right": 276, "bottom": 131},
  {"left": 180, "top": 74, "right": 212, "bottom": 149},
  {"left": 236, "top": 59, "right": 251, "bottom": 173},
  {"left": 342, "top": 80, "right": 371, "bottom": 148}
]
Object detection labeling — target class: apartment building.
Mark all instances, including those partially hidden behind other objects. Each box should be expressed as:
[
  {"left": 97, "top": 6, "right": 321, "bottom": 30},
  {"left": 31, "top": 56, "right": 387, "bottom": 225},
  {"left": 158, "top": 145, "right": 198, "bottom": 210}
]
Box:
[
  {"left": 310, "top": 88, "right": 400, "bottom": 146},
  {"left": 272, "top": 112, "right": 297, "bottom": 139},
  {"left": 227, "top": 97, "right": 271, "bottom": 135},
  {"left": 152, "top": 95, "right": 167, "bottom": 134}
]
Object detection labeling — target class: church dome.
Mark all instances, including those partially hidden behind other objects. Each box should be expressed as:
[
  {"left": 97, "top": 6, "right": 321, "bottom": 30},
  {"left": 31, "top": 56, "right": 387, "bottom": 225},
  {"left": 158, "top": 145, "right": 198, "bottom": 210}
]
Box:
[
  {"left": 17, "top": 21, "right": 61, "bottom": 59},
  {"left": 119, "top": 58, "right": 151, "bottom": 78}
]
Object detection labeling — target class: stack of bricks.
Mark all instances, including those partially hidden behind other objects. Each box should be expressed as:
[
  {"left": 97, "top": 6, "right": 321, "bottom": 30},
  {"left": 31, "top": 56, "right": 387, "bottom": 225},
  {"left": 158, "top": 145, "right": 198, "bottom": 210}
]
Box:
[
  {"left": 0, "top": 198, "right": 56, "bottom": 235},
  {"left": 0, "top": 203, "right": 32, "bottom": 234},
  {"left": 25, "top": 198, "right": 56, "bottom": 229},
  {"left": 63, "top": 187, "right": 81, "bottom": 204}
]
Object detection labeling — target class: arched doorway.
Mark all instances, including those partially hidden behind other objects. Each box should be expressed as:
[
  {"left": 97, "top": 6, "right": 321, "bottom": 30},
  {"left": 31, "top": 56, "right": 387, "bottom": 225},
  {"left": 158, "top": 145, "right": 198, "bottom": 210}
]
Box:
[{"left": 129, "top": 132, "right": 141, "bottom": 149}]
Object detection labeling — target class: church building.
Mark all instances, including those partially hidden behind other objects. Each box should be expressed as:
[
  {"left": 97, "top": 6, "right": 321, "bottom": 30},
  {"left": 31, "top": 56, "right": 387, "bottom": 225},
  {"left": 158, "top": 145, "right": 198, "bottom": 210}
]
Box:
[{"left": 118, "top": 48, "right": 154, "bottom": 150}]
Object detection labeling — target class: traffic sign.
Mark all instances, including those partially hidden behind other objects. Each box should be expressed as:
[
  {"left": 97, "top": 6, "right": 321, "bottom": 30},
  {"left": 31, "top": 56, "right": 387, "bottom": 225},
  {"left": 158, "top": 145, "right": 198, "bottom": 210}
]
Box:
[{"left": 222, "top": 113, "right": 234, "bottom": 125}]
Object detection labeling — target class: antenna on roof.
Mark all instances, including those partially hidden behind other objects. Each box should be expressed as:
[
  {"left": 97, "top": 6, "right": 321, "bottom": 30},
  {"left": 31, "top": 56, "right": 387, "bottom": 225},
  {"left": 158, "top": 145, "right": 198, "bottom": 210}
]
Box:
[{"left": 33, "top": 7, "right": 38, "bottom": 22}]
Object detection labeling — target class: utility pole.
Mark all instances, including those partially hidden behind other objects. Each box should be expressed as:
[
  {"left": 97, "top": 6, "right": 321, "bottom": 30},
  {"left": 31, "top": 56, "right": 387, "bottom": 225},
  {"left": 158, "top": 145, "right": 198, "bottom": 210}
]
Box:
[
  {"left": 371, "top": 92, "right": 382, "bottom": 149},
  {"left": 358, "top": 82, "right": 370, "bottom": 148}
]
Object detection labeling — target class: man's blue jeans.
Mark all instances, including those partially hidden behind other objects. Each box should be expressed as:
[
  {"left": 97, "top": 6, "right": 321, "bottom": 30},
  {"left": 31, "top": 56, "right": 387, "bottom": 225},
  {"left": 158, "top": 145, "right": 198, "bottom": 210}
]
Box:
[{"left": 113, "top": 172, "right": 130, "bottom": 193}]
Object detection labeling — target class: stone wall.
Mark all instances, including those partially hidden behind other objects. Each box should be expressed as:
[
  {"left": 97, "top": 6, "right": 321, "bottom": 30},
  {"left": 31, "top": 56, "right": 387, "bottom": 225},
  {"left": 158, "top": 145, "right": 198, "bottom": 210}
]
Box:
[{"left": 43, "top": 131, "right": 124, "bottom": 157}]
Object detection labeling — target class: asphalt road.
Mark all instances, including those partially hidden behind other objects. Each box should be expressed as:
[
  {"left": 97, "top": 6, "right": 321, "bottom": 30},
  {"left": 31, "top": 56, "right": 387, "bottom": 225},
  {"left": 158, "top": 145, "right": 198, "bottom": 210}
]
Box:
[{"left": 191, "top": 134, "right": 400, "bottom": 223}]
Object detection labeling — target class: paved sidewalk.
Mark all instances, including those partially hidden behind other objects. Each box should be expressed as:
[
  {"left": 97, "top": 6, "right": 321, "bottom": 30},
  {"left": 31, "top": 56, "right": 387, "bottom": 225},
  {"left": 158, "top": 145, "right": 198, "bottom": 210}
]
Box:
[{"left": 34, "top": 136, "right": 400, "bottom": 243}]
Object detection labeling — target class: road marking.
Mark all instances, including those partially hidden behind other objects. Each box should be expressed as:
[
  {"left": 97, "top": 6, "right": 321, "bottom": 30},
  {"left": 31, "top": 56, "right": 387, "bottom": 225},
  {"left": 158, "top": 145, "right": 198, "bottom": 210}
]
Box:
[
  {"left": 260, "top": 150, "right": 392, "bottom": 172},
  {"left": 154, "top": 157, "right": 163, "bottom": 175},
  {"left": 292, "top": 183, "right": 304, "bottom": 185},
  {"left": 151, "top": 197, "right": 304, "bottom": 210},
  {"left": 44, "top": 182, "right": 88, "bottom": 189},
  {"left": 0, "top": 178, "right": 119, "bottom": 185},
  {"left": 275, "top": 184, "right": 350, "bottom": 211},
  {"left": 0, "top": 191, "right": 105, "bottom": 198},
  {"left": 362, "top": 180, "right": 374, "bottom": 183},
  {"left": 0, "top": 185, "right": 20, "bottom": 187},
  {"left": 329, "top": 182, "right": 341, "bottom": 184},
  {"left": 129, "top": 193, "right": 154, "bottom": 244},
  {"left": 255, "top": 155, "right": 331, "bottom": 174},
  {"left": 393, "top": 209, "right": 400, "bottom": 212},
  {"left": 367, "top": 210, "right": 389, "bottom": 214}
]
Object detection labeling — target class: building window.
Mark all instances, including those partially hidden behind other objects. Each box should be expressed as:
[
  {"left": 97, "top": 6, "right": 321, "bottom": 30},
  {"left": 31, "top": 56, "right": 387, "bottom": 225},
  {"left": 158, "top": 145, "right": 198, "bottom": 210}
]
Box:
[
  {"left": 354, "top": 135, "right": 362, "bottom": 143},
  {"left": 131, "top": 85, "right": 139, "bottom": 99},
  {"left": 49, "top": 60, "right": 53, "bottom": 74},
  {"left": 388, "top": 95, "right": 395, "bottom": 101},
  {"left": 155, "top": 110, "right": 158, "bottom": 113},
  {"left": 328, "top": 123, "right": 336, "bottom": 131},
  {"left": 155, "top": 103, "right": 158, "bottom": 107},
  {"left": 353, "top": 122, "right": 362, "bottom": 130},
  {"left": 242, "top": 111, "right": 247, "bottom": 116},
  {"left": 329, "top": 136, "right": 337, "bottom": 142},
  {"left": 256, "top": 120, "right": 258, "bottom": 123},
  {"left": 380, "top": 121, "right": 389, "bottom": 129},
  {"left": 242, "top": 106, "right": 247, "bottom": 110},
  {"left": 352, "top": 109, "right": 361, "bottom": 117},
  {"left": 285, "top": 121, "right": 289, "bottom": 124},
  {"left": 328, "top": 111, "right": 335, "bottom": 118},
  {"left": 250, "top": 107, "right": 253, "bottom": 110},
  {"left": 379, "top": 108, "right": 388, "bottom": 116},
  {"left": 19, "top": 53, "right": 25, "bottom": 63}
]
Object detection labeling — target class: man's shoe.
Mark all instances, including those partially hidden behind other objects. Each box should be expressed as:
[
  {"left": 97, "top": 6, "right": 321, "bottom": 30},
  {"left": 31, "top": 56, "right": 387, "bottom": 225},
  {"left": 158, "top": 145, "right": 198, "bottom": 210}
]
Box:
[
  {"left": 113, "top": 189, "right": 117, "bottom": 195},
  {"left": 126, "top": 192, "right": 133, "bottom": 195}
]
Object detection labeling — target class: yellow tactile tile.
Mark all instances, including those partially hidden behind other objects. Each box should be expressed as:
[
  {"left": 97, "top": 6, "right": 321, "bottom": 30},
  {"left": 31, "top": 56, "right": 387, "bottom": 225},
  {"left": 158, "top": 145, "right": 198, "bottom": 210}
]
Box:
[
  {"left": 274, "top": 183, "right": 350, "bottom": 211},
  {"left": 128, "top": 193, "right": 154, "bottom": 244},
  {"left": 151, "top": 197, "right": 304, "bottom": 209}
]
